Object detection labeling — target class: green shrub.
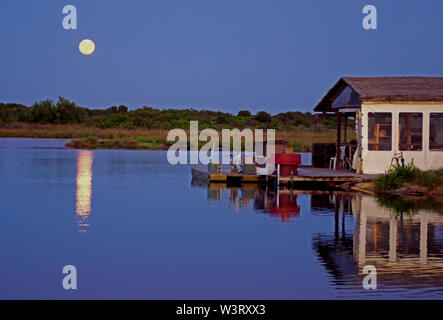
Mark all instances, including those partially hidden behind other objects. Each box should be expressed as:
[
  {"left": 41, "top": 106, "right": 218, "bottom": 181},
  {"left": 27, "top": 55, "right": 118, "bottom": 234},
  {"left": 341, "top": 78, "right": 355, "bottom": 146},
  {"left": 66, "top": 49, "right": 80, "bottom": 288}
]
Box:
[
  {"left": 255, "top": 111, "right": 272, "bottom": 123},
  {"left": 237, "top": 110, "right": 251, "bottom": 117},
  {"left": 374, "top": 163, "right": 420, "bottom": 191},
  {"left": 374, "top": 164, "right": 443, "bottom": 192}
]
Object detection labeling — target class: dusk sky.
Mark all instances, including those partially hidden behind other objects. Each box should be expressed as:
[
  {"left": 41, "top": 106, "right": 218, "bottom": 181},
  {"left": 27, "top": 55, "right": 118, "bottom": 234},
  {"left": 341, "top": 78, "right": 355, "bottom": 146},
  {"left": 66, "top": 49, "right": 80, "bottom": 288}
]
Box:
[{"left": 1, "top": 0, "right": 442, "bottom": 113}]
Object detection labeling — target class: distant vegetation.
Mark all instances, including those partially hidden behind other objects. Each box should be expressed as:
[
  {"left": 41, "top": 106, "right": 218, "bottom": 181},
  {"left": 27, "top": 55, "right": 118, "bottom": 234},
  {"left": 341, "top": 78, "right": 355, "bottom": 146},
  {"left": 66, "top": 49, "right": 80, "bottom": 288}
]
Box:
[
  {"left": 0, "top": 97, "right": 346, "bottom": 151},
  {"left": 0, "top": 97, "right": 337, "bottom": 130}
]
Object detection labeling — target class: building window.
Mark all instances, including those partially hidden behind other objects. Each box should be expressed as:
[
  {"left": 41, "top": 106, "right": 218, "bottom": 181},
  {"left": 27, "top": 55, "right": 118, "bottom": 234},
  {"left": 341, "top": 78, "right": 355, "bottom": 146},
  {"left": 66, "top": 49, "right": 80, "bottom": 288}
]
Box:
[
  {"left": 430, "top": 113, "right": 443, "bottom": 151},
  {"left": 368, "top": 112, "right": 392, "bottom": 151},
  {"left": 399, "top": 113, "right": 423, "bottom": 151}
]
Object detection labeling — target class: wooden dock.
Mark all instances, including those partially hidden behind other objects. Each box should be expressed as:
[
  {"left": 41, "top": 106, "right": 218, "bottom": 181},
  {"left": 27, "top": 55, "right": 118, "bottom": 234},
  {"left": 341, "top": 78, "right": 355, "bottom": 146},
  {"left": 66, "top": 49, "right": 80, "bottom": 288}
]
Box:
[
  {"left": 191, "top": 166, "right": 377, "bottom": 189},
  {"left": 191, "top": 167, "right": 260, "bottom": 183},
  {"left": 282, "top": 167, "right": 377, "bottom": 182}
]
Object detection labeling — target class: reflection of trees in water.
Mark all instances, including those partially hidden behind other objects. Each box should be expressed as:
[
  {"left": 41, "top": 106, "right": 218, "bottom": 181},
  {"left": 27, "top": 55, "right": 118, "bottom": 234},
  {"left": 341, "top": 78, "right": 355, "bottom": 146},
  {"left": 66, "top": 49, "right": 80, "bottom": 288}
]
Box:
[{"left": 377, "top": 193, "right": 443, "bottom": 216}]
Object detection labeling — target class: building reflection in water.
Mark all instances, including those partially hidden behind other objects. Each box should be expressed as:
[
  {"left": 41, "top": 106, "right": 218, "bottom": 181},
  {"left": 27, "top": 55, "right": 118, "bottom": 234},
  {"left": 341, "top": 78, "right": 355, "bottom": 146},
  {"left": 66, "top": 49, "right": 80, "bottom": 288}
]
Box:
[
  {"left": 192, "top": 179, "right": 443, "bottom": 293},
  {"left": 311, "top": 192, "right": 443, "bottom": 292},
  {"left": 191, "top": 179, "right": 300, "bottom": 222},
  {"left": 76, "top": 150, "right": 93, "bottom": 233}
]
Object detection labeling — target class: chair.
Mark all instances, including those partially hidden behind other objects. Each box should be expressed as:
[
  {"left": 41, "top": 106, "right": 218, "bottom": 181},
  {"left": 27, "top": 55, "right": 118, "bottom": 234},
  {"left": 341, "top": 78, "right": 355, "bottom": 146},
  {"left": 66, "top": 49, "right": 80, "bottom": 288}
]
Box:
[
  {"left": 340, "top": 146, "right": 350, "bottom": 170},
  {"left": 330, "top": 146, "right": 349, "bottom": 170}
]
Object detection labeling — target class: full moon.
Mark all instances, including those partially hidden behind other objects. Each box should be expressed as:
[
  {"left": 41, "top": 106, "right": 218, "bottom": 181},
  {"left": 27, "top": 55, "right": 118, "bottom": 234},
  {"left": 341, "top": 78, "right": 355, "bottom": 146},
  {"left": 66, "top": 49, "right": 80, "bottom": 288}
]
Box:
[{"left": 79, "top": 39, "right": 95, "bottom": 55}]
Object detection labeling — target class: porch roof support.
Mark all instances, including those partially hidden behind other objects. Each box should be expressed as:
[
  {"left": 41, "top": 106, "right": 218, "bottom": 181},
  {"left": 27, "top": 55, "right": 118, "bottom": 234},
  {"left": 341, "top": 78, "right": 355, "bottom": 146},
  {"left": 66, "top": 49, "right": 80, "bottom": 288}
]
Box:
[{"left": 336, "top": 111, "right": 342, "bottom": 170}]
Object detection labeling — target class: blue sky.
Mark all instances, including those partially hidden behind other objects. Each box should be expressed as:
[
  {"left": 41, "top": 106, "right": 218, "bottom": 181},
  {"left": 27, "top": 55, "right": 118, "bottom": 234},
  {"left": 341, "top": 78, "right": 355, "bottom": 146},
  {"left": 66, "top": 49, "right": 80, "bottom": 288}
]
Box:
[{"left": 0, "top": 0, "right": 442, "bottom": 113}]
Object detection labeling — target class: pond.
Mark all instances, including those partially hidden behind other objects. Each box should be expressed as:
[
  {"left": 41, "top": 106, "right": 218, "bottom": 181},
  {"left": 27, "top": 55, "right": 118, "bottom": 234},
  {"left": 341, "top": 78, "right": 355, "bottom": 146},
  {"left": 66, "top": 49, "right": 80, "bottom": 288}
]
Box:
[{"left": 0, "top": 138, "right": 442, "bottom": 299}]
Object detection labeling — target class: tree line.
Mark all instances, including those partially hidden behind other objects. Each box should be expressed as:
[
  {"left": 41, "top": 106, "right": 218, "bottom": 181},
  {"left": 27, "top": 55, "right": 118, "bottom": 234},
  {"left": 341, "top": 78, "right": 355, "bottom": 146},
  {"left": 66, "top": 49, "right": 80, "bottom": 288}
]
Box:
[{"left": 0, "top": 97, "right": 337, "bottom": 130}]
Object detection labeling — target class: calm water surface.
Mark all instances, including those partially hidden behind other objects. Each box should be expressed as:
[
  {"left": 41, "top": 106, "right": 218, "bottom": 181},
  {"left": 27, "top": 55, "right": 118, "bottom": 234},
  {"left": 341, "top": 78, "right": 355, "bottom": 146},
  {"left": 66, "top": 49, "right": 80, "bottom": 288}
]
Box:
[{"left": 0, "top": 138, "right": 442, "bottom": 299}]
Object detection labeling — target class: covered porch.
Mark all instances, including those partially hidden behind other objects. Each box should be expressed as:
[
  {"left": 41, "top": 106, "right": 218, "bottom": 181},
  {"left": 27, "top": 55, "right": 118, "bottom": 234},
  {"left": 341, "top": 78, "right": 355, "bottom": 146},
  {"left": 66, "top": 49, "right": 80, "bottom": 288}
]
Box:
[
  {"left": 314, "top": 80, "right": 362, "bottom": 173},
  {"left": 313, "top": 76, "right": 443, "bottom": 174}
]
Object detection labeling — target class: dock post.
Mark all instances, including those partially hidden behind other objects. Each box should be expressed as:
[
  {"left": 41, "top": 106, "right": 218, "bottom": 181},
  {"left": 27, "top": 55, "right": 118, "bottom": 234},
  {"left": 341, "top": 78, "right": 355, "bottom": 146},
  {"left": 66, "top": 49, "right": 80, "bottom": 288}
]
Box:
[
  {"left": 334, "top": 200, "right": 339, "bottom": 242},
  {"left": 290, "top": 171, "right": 293, "bottom": 189},
  {"left": 336, "top": 111, "right": 342, "bottom": 170}
]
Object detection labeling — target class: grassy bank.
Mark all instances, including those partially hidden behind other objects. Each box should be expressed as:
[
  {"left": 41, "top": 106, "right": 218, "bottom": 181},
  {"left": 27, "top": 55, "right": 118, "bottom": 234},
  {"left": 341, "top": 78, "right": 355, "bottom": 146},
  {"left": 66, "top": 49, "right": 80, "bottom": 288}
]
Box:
[
  {"left": 0, "top": 122, "right": 341, "bottom": 152},
  {"left": 65, "top": 135, "right": 167, "bottom": 150},
  {"left": 374, "top": 164, "right": 443, "bottom": 205}
]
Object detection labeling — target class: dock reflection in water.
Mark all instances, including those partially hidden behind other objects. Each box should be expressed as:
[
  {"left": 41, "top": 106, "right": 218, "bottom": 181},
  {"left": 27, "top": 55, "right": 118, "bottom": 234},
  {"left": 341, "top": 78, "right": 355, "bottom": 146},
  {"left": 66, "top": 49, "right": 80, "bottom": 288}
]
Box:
[
  {"left": 192, "top": 179, "right": 300, "bottom": 222},
  {"left": 75, "top": 150, "right": 93, "bottom": 233},
  {"left": 192, "top": 179, "right": 443, "bottom": 297}
]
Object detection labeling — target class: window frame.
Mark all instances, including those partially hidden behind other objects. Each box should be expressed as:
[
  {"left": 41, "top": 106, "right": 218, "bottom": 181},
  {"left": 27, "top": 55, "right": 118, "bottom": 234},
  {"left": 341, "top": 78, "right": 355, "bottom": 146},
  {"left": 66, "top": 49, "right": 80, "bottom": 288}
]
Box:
[
  {"left": 367, "top": 112, "right": 392, "bottom": 151},
  {"left": 429, "top": 112, "right": 443, "bottom": 151},
  {"left": 398, "top": 112, "right": 423, "bottom": 152}
]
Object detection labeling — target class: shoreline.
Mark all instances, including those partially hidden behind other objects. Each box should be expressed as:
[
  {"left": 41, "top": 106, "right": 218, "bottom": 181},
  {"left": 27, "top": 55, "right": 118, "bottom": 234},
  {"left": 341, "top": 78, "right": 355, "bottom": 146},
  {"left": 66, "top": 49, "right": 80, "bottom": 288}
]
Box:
[
  {"left": 0, "top": 123, "right": 340, "bottom": 152},
  {"left": 2, "top": 133, "right": 442, "bottom": 211},
  {"left": 373, "top": 165, "right": 443, "bottom": 211}
]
